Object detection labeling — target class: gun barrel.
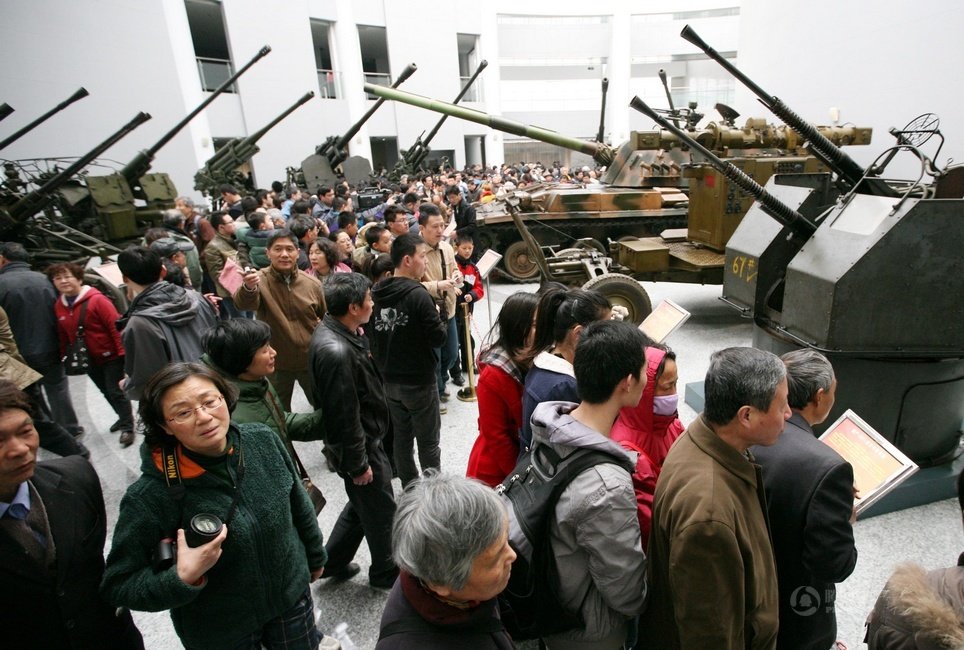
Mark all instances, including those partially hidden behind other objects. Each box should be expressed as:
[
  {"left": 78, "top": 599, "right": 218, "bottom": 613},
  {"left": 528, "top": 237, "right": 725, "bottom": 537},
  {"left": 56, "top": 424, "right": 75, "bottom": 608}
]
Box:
[
  {"left": 0, "top": 87, "right": 89, "bottom": 152},
  {"left": 412, "top": 60, "right": 489, "bottom": 168},
  {"left": 596, "top": 77, "right": 609, "bottom": 143},
  {"left": 366, "top": 84, "right": 612, "bottom": 165},
  {"left": 630, "top": 96, "right": 815, "bottom": 238},
  {"left": 680, "top": 25, "right": 889, "bottom": 195},
  {"left": 7, "top": 111, "right": 151, "bottom": 223},
  {"left": 0, "top": 104, "right": 13, "bottom": 122},
  {"left": 334, "top": 63, "right": 417, "bottom": 154},
  {"left": 119, "top": 45, "right": 271, "bottom": 187}
]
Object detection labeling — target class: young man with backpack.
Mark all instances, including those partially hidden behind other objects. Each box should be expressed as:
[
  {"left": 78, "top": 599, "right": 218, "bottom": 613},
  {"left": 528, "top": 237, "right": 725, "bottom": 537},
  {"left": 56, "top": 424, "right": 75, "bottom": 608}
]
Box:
[{"left": 502, "top": 319, "right": 648, "bottom": 649}]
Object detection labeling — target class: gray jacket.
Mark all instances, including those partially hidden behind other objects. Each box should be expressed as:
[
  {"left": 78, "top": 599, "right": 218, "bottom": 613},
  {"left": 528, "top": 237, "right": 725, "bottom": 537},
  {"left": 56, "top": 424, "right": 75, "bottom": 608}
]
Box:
[{"left": 530, "top": 401, "right": 647, "bottom": 646}]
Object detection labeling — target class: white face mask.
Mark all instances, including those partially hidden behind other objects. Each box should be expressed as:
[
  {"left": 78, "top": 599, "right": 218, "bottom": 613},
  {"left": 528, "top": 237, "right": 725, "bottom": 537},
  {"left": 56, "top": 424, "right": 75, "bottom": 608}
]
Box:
[{"left": 653, "top": 394, "right": 679, "bottom": 416}]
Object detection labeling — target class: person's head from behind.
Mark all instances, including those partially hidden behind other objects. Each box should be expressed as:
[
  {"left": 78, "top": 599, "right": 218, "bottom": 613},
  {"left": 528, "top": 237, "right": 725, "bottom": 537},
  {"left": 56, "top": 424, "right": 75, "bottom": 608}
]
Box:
[
  {"left": 487, "top": 291, "right": 539, "bottom": 361},
  {"left": 781, "top": 348, "right": 837, "bottom": 426},
  {"left": 45, "top": 262, "right": 86, "bottom": 297},
  {"left": 138, "top": 362, "right": 238, "bottom": 456},
  {"left": 455, "top": 234, "right": 474, "bottom": 261},
  {"left": 265, "top": 231, "right": 300, "bottom": 274},
  {"left": 0, "top": 381, "right": 39, "bottom": 501},
  {"left": 324, "top": 273, "right": 373, "bottom": 326},
  {"left": 703, "top": 347, "right": 790, "bottom": 450},
  {"left": 0, "top": 242, "right": 29, "bottom": 267},
  {"left": 291, "top": 199, "right": 311, "bottom": 217},
  {"left": 246, "top": 211, "right": 269, "bottom": 232},
  {"left": 392, "top": 473, "right": 515, "bottom": 603},
  {"left": 368, "top": 255, "right": 394, "bottom": 283},
  {"left": 531, "top": 288, "right": 611, "bottom": 354},
  {"left": 418, "top": 204, "right": 444, "bottom": 247},
  {"left": 391, "top": 233, "right": 427, "bottom": 279},
  {"left": 288, "top": 215, "right": 318, "bottom": 244},
  {"left": 203, "top": 319, "right": 275, "bottom": 380},
  {"left": 308, "top": 238, "right": 339, "bottom": 276},
  {"left": 118, "top": 245, "right": 163, "bottom": 287},
  {"left": 574, "top": 320, "right": 648, "bottom": 407},
  {"left": 162, "top": 209, "right": 186, "bottom": 232}
]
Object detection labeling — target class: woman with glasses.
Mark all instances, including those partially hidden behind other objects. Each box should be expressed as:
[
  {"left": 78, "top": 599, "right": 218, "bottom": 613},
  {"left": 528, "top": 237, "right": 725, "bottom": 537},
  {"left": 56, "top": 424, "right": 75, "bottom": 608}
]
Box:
[{"left": 102, "top": 362, "right": 333, "bottom": 650}]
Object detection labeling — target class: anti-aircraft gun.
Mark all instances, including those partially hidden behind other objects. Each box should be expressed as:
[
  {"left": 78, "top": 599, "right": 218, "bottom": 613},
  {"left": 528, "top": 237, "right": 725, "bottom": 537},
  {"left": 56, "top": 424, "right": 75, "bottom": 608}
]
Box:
[
  {"left": 366, "top": 83, "right": 868, "bottom": 283},
  {"left": 652, "top": 26, "right": 964, "bottom": 511},
  {"left": 75, "top": 45, "right": 271, "bottom": 242},
  {"left": 0, "top": 87, "right": 89, "bottom": 152},
  {"left": 392, "top": 60, "right": 488, "bottom": 178},
  {"left": 194, "top": 90, "right": 314, "bottom": 198},
  {"left": 298, "top": 63, "right": 416, "bottom": 189},
  {"left": 0, "top": 112, "right": 151, "bottom": 262}
]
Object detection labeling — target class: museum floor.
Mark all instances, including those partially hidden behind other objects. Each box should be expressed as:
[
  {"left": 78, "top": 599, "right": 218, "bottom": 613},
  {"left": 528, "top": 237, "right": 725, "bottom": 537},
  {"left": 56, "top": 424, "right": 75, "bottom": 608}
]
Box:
[{"left": 56, "top": 280, "right": 960, "bottom": 649}]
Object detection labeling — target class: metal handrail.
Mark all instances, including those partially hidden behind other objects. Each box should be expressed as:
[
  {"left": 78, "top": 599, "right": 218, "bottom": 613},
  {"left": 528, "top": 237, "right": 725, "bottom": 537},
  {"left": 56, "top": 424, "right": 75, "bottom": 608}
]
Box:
[
  {"left": 196, "top": 57, "right": 236, "bottom": 93},
  {"left": 316, "top": 69, "right": 340, "bottom": 99}
]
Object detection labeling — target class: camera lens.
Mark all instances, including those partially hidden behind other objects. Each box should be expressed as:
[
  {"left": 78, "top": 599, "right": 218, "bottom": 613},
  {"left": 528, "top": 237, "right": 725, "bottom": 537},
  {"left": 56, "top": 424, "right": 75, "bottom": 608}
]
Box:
[{"left": 185, "top": 513, "right": 223, "bottom": 548}]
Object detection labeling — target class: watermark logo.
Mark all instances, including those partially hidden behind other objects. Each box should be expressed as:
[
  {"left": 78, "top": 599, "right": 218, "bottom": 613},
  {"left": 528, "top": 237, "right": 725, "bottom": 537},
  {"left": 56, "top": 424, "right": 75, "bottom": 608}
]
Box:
[{"left": 790, "top": 586, "right": 821, "bottom": 616}]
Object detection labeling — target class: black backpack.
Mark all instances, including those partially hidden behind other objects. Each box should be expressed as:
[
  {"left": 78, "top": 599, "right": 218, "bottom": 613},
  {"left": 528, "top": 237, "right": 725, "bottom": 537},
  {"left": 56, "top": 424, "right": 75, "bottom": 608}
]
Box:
[{"left": 495, "top": 442, "right": 633, "bottom": 641}]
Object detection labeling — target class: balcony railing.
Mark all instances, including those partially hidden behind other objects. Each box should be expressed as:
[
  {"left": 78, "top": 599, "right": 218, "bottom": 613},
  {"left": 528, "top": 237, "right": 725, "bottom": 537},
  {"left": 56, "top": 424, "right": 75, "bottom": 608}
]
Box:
[
  {"left": 459, "top": 76, "right": 483, "bottom": 102},
  {"left": 196, "top": 57, "right": 236, "bottom": 93},
  {"left": 317, "top": 69, "right": 340, "bottom": 99},
  {"left": 364, "top": 72, "right": 391, "bottom": 100}
]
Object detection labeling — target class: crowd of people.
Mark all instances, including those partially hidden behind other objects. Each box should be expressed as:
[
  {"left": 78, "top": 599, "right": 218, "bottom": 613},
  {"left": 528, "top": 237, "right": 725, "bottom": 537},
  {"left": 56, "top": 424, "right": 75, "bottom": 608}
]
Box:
[{"left": 0, "top": 169, "right": 961, "bottom": 650}]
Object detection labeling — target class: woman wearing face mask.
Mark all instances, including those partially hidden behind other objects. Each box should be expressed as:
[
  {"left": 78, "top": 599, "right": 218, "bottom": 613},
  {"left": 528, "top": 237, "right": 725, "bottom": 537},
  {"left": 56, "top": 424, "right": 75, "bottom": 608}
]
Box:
[{"left": 611, "top": 345, "right": 685, "bottom": 473}]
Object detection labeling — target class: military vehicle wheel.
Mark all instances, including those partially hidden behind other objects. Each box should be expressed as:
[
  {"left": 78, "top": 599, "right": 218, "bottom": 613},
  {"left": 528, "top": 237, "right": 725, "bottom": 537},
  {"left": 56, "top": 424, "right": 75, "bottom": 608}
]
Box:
[
  {"left": 583, "top": 273, "right": 652, "bottom": 324},
  {"left": 84, "top": 272, "right": 128, "bottom": 312},
  {"left": 503, "top": 240, "right": 540, "bottom": 281},
  {"left": 554, "top": 248, "right": 585, "bottom": 258},
  {"left": 575, "top": 238, "right": 607, "bottom": 255}
]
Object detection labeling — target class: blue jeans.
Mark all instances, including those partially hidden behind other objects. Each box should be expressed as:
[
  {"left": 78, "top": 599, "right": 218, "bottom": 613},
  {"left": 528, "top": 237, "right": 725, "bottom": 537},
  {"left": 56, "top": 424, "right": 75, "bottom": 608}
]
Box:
[
  {"left": 199, "top": 588, "right": 321, "bottom": 650},
  {"left": 434, "top": 316, "right": 458, "bottom": 393}
]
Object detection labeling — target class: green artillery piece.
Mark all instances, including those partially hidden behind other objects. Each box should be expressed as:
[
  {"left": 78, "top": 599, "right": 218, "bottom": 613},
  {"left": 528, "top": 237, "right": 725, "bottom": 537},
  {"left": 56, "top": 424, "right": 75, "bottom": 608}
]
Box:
[
  {"left": 80, "top": 45, "right": 271, "bottom": 241},
  {"left": 194, "top": 90, "right": 314, "bottom": 197},
  {"left": 392, "top": 59, "right": 488, "bottom": 178},
  {"left": 0, "top": 111, "right": 151, "bottom": 261},
  {"left": 0, "top": 87, "right": 89, "bottom": 152},
  {"left": 299, "top": 63, "right": 417, "bottom": 189}
]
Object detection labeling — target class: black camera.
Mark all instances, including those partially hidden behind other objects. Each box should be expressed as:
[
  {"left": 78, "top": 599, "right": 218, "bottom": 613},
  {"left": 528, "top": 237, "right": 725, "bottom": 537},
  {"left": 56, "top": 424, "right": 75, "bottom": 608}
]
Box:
[{"left": 152, "top": 514, "right": 224, "bottom": 572}]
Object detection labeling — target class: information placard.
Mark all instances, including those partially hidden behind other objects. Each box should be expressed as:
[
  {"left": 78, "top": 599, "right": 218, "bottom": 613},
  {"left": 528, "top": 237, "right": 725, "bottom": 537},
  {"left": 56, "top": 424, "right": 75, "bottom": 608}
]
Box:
[
  {"left": 475, "top": 249, "right": 504, "bottom": 280},
  {"left": 639, "top": 299, "right": 691, "bottom": 343}
]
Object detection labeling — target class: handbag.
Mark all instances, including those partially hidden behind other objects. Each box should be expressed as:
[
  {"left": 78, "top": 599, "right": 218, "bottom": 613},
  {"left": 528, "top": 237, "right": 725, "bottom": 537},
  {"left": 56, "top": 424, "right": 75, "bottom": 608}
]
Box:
[
  {"left": 63, "top": 301, "right": 91, "bottom": 376},
  {"left": 290, "top": 443, "right": 326, "bottom": 515}
]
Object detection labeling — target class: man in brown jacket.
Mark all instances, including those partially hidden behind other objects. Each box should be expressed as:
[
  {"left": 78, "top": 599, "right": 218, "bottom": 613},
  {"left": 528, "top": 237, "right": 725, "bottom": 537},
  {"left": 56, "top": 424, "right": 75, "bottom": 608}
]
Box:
[
  {"left": 235, "top": 231, "right": 326, "bottom": 409},
  {"left": 645, "top": 347, "right": 791, "bottom": 650}
]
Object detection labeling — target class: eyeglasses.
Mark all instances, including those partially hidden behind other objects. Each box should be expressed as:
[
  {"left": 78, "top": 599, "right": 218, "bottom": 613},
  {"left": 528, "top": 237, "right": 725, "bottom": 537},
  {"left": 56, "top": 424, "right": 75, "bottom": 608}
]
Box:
[{"left": 167, "top": 395, "right": 224, "bottom": 424}]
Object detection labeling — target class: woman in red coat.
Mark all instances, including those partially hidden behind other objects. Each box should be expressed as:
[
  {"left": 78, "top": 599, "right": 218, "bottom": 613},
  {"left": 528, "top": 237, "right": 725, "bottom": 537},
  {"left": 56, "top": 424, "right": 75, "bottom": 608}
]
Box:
[
  {"left": 466, "top": 291, "right": 538, "bottom": 488},
  {"left": 47, "top": 263, "right": 135, "bottom": 446}
]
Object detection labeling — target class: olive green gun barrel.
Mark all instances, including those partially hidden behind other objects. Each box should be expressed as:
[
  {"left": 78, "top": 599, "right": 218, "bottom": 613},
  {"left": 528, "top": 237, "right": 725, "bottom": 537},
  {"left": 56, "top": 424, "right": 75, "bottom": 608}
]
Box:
[
  {"left": 595, "top": 77, "right": 609, "bottom": 143},
  {"left": 204, "top": 91, "right": 314, "bottom": 171},
  {"left": 365, "top": 83, "right": 614, "bottom": 166},
  {"left": 680, "top": 25, "right": 896, "bottom": 197},
  {"left": 630, "top": 96, "right": 815, "bottom": 239},
  {"left": 120, "top": 45, "right": 271, "bottom": 186},
  {"left": 0, "top": 87, "right": 89, "bottom": 152},
  {"left": 635, "top": 123, "right": 872, "bottom": 152},
  {"left": 1, "top": 111, "right": 151, "bottom": 231},
  {"left": 409, "top": 59, "right": 488, "bottom": 169},
  {"left": 0, "top": 104, "right": 13, "bottom": 122}
]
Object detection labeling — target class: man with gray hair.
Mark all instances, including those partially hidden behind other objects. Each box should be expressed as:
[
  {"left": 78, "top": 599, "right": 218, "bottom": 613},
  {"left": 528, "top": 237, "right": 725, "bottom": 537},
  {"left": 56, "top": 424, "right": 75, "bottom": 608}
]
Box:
[
  {"left": 376, "top": 473, "right": 516, "bottom": 649},
  {"left": 646, "top": 347, "right": 791, "bottom": 649},
  {"left": 751, "top": 349, "right": 857, "bottom": 650}
]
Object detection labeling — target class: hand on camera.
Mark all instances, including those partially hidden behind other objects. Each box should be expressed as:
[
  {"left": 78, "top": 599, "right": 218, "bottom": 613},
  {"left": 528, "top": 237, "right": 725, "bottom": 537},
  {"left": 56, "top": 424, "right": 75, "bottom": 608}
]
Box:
[{"left": 176, "top": 525, "right": 228, "bottom": 586}]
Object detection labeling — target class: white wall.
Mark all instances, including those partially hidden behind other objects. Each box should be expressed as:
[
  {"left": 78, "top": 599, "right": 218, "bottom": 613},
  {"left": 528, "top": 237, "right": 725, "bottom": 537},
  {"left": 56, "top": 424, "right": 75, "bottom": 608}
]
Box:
[{"left": 738, "top": 0, "right": 964, "bottom": 179}]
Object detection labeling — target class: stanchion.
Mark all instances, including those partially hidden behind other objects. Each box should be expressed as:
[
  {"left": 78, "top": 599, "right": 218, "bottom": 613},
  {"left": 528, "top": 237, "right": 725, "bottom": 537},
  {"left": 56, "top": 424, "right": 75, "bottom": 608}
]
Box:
[{"left": 456, "top": 303, "right": 478, "bottom": 402}]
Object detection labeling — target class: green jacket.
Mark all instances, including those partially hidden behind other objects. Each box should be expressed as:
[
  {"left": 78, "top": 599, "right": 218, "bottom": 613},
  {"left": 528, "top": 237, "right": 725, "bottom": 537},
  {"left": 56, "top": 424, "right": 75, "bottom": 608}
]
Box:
[
  {"left": 201, "top": 355, "right": 325, "bottom": 461},
  {"left": 101, "top": 424, "right": 326, "bottom": 649},
  {"left": 236, "top": 225, "right": 273, "bottom": 270}
]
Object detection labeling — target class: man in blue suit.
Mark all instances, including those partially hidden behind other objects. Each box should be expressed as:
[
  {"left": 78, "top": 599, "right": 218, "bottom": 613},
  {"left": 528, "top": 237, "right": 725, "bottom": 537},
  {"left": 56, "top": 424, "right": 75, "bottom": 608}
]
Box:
[{"left": 752, "top": 349, "right": 858, "bottom": 650}]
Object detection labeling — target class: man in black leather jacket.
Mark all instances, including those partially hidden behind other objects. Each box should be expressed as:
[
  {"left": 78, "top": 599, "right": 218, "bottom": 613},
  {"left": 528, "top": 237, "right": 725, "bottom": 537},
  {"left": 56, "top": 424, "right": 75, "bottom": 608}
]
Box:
[{"left": 308, "top": 273, "right": 398, "bottom": 590}]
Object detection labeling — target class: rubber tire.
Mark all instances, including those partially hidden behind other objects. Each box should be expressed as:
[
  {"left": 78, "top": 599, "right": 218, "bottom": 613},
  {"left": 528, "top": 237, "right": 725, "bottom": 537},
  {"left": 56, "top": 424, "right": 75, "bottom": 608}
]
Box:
[
  {"left": 577, "top": 238, "right": 607, "bottom": 255},
  {"left": 582, "top": 273, "right": 652, "bottom": 324},
  {"left": 502, "top": 240, "right": 541, "bottom": 281}
]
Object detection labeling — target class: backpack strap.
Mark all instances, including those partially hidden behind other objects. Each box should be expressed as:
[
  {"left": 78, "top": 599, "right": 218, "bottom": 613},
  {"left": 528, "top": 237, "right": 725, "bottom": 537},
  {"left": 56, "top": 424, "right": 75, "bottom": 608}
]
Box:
[{"left": 378, "top": 615, "right": 504, "bottom": 640}]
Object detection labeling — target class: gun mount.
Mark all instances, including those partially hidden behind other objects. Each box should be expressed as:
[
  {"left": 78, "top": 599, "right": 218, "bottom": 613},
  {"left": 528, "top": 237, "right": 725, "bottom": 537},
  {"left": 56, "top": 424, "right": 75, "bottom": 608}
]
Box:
[
  {"left": 300, "top": 63, "right": 416, "bottom": 188},
  {"left": 394, "top": 60, "right": 488, "bottom": 177},
  {"left": 0, "top": 104, "right": 13, "bottom": 122},
  {"left": 0, "top": 87, "right": 89, "bottom": 152},
  {"left": 194, "top": 90, "right": 314, "bottom": 197}
]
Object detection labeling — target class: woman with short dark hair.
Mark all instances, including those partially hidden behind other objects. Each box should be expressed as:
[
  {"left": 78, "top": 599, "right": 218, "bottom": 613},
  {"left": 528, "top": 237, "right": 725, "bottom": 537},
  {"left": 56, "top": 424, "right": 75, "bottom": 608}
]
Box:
[{"left": 102, "top": 362, "right": 331, "bottom": 649}]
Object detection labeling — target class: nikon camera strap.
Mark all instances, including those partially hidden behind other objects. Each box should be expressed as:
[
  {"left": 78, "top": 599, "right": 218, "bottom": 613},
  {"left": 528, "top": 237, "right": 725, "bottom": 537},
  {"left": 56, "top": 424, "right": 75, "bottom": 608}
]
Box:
[{"left": 161, "top": 440, "right": 245, "bottom": 526}]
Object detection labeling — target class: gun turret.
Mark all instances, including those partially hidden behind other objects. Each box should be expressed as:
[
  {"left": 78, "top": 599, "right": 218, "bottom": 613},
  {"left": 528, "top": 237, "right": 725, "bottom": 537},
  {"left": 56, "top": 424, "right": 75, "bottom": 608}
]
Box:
[
  {"left": 630, "top": 96, "right": 815, "bottom": 240},
  {"left": 0, "top": 104, "right": 13, "bottom": 122},
  {"left": 316, "top": 63, "right": 417, "bottom": 168},
  {"left": 405, "top": 60, "right": 488, "bottom": 171},
  {"left": 119, "top": 45, "right": 271, "bottom": 194},
  {"left": 194, "top": 91, "right": 314, "bottom": 195},
  {"left": 0, "top": 88, "right": 89, "bottom": 152},
  {"left": 365, "top": 84, "right": 615, "bottom": 167},
  {"left": 595, "top": 77, "right": 609, "bottom": 144},
  {"left": 0, "top": 112, "right": 151, "bottom": 232},
  {"left": 680, "top": 25, "right": 897, "bottom": 198}
]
